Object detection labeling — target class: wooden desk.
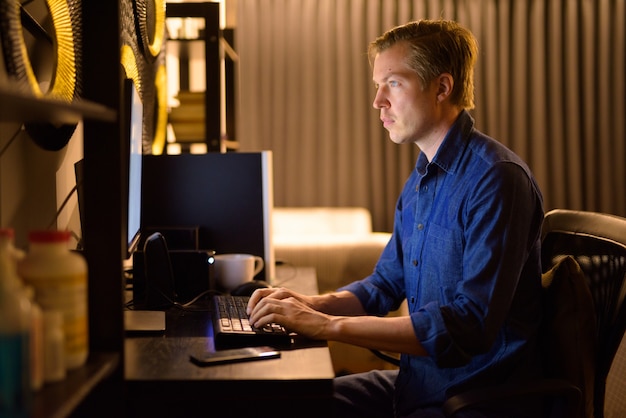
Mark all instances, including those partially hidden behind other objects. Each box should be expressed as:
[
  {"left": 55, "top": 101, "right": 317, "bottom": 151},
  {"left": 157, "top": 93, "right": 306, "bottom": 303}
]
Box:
[{"left": 124, "top": 266, "right": 335, "bottom": 417}]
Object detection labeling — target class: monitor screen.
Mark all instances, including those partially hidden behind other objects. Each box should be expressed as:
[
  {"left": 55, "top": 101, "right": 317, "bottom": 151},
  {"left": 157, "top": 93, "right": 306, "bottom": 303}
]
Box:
[
  {"left": 124, "top": 79, "right": 143, "bottom": 257},
  {"left": 141, "top": 151, "right": 275, "bottom": 283}
]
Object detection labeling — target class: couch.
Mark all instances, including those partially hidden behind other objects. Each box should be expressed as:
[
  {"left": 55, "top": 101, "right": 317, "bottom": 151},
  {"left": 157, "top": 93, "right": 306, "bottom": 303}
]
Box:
[
  {"left": 273, "top": 207, "right": 403, "bottom": 374},
  {"left": 273, "top": 207, "right": 391, "bottom": 293}
]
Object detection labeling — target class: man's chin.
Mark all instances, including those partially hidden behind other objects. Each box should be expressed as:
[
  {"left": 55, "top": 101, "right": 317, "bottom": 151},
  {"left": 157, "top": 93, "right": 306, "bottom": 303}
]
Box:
[{"left": 389, "top": 134, "right": 409, "bottom": 145}]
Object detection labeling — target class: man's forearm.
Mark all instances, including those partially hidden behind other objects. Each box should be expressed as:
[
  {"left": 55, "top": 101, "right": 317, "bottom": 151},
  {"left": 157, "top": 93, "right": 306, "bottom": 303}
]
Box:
[
  {"left": 326, "top": 314, "right": 427, "bottom": 356},
  {"left": 312, "top": 290, "right": 368, "bottom": 316}
]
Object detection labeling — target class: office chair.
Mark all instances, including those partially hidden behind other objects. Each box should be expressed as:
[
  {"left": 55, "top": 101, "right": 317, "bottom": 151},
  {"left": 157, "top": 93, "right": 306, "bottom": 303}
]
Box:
[
  {"left": 443, "top": 209, "right": 626, "bottom": 418},
  {"left": 541, "top": 209, "right": 626, "bottom": 418}
]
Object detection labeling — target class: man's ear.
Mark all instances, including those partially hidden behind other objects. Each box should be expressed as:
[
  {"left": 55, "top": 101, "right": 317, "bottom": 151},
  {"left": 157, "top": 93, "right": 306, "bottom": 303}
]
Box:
[{"left": 435, "top": 73, "right": 454, "bottom": 102}]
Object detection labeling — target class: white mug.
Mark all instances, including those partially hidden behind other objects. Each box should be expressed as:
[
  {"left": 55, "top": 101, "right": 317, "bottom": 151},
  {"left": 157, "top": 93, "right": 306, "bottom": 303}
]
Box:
[{"left": 213, "top": 253, "right": 264, "bottom": 292}]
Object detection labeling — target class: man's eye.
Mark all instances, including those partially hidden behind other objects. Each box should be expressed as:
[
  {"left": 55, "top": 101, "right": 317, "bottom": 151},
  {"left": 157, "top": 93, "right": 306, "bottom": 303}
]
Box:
[{"left": 389, "top": 80, "right": 398, "bottom": 87}]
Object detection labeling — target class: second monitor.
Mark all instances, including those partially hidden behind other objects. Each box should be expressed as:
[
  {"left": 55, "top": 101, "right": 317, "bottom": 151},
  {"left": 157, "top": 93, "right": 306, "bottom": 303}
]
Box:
[{"left": 141, "top": 151, "right": 275, "bottom": 284}]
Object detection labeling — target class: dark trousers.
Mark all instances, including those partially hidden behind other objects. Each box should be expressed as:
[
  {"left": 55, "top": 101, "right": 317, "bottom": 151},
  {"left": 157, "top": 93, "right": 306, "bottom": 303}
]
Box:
[{"left": 332, "top": 369, "right": 515, "bottom": 418}]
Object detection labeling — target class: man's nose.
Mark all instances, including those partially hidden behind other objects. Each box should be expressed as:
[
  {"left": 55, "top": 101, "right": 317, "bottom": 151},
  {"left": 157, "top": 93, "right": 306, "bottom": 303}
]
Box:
[{"left": 373, "top": 90, "right": 388, "bottom": 109}]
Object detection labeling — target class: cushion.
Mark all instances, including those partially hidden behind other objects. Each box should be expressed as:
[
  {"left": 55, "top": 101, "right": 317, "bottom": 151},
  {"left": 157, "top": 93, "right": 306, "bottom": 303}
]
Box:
[
  {"left": 273, "top": 207, "right": 374, "bottom": 238},
  {"left": 541, "top": 255, "right": 596, "bottom": 418}
]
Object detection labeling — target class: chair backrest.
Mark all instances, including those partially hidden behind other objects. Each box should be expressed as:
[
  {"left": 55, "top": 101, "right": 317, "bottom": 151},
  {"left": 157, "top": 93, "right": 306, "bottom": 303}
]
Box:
[
  {"left": 540, "top": 254, "right": 595, "bottom": 418},
  {"left": 541, "top": 209, "right": 626, "bottom": 418}
]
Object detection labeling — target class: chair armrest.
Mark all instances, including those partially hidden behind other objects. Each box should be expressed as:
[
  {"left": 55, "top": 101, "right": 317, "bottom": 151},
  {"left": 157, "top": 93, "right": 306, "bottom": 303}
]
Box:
[{"left": 442, "top": 378, "right": 581, "bottom": 417}]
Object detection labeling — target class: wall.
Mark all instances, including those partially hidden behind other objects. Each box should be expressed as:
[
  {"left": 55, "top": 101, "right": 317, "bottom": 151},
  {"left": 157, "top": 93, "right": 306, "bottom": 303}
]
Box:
[
  {"left": 0, "top": 1, "right": 89, "bottom": 250},
  {"left": 0, "top": 98, "right": 83, "bottom": 251}
]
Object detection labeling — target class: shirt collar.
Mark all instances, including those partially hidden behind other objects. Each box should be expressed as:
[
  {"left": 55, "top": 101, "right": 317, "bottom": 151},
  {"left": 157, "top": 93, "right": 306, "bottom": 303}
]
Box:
[{"left": 415, "top": 110, "right": 475, "bottom": 175}]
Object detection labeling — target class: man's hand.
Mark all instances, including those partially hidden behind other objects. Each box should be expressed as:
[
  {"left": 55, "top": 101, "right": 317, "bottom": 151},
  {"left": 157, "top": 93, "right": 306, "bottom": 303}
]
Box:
[
  {"left": 246, "top": 287, "right": 330, "bottom": 340},
  {"left": 247, "top": 287, "right": 424, "bottom": 355}
]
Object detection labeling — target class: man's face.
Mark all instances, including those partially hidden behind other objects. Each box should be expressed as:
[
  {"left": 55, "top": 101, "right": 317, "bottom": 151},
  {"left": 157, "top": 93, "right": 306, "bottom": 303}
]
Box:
[{"left": 372, "top": 42, "right": 439, "bottom": 146}]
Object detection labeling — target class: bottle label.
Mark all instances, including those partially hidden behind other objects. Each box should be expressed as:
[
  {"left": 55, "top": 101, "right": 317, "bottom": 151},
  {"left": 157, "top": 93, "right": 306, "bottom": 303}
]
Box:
[{"left": 23, "top": 273, "right": 88, "bottom": 368}]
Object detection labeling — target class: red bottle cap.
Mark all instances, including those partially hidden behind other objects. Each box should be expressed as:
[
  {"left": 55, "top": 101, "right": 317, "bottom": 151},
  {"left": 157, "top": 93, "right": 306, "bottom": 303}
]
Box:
[
  {"left": 0, "top": 228, "right": 15, "bottom": 238},
  {"left": 28, "top": 230, "right": 72, "bottom": 243}
]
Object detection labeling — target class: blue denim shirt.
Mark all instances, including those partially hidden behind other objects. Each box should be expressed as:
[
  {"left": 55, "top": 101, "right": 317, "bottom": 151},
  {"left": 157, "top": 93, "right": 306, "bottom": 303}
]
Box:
[{"left": 339, "top": 111, "right": 544, "bottom": 413}]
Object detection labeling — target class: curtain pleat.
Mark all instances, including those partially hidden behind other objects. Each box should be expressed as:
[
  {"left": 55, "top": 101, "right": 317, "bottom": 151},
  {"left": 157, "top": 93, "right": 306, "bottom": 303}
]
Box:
[{"left": 237, "top": 0, "right": 626, "bottom": 232}]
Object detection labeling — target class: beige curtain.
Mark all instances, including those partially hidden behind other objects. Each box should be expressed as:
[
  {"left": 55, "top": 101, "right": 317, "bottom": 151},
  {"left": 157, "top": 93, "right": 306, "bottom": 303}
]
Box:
[{"left": 236, "top": 0, "right": 626, "bottom": 232}]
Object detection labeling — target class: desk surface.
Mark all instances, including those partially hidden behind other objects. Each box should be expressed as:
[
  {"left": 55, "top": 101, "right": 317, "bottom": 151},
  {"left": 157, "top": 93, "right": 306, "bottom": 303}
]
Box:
[{"left": 124, "top": 266, "right": 335, "bottom": 417}]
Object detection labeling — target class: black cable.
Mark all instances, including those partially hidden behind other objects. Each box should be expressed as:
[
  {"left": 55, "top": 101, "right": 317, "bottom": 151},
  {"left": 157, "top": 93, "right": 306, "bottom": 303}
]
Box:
[
  {"left": 370, "top": 349, "right": 401, "bottom": 367},
  {"left": 47, "top": 184, "right": 78, "bottom": 229},
  {"left": 0, "top": 125, "right": 24, "bottom": 158}
]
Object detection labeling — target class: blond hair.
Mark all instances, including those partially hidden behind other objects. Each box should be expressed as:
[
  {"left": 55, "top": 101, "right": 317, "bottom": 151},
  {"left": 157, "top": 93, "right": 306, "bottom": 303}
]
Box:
[{"left": 369, "top": 20, "right": 478, "bottom": 109}]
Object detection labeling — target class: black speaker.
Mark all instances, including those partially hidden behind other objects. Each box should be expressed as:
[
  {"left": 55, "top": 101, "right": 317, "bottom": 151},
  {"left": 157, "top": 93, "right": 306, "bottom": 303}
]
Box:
[
  {"left": 134, "top": 232, "right": 177, "bottom": 309},
  {"left": 132, "top": 239, "right": 215, "bottom": 309}
]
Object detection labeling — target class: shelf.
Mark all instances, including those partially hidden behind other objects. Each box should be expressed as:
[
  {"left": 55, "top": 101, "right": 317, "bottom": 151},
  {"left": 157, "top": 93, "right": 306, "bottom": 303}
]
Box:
[
  {"left": 0, "top": 85, "right": 116, "bottom": 124},
  {"left": 166, "top": 36, "right": 205, "bottom": 42},
  {"left": 31, "top": 351, "right": 120, "bottom": 418},
  {"left": 166, "top": 2, "right": 222, "bottom": 152}
]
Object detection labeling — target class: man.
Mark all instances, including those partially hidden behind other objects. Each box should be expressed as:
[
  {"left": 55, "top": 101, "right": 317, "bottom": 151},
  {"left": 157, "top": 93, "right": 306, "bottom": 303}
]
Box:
[{"left": 248, "top": 19, "right": 544, "bottom": 417}]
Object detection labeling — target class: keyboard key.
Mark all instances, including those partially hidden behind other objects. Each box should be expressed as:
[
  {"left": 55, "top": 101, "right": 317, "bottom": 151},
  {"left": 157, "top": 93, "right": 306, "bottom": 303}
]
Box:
[{"left": 212, "top": 295, "right": 291, "bottom": 349}]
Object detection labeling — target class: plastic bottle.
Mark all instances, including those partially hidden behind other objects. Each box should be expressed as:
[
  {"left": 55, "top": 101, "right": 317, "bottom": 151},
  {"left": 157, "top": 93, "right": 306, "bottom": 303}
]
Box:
[
  {"left": 0, "top": 228, "right": 32, "bottom": 418},
  {"left": 42, "top": 310, "right": 66, "bottom": 383},
  {"left": 18, "top": 230, "right": 89, "bottom": 370},
  {"left": 24, "top": 286, "right": 44, "bottom": 391},
  {"left": 2, "top": 235, "right": 43, "bottom": 391}
]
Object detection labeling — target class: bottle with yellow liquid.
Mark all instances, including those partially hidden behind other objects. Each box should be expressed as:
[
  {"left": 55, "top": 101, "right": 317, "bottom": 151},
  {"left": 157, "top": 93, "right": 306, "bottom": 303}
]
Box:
[{"left": 18, "top": 230, "right": 88, "bottom": 370}]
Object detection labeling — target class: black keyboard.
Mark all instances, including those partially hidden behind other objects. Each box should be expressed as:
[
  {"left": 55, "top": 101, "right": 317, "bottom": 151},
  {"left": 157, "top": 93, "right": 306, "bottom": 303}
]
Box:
[{"left": 212, "top": 295, "right": 292, "bottom": 349}]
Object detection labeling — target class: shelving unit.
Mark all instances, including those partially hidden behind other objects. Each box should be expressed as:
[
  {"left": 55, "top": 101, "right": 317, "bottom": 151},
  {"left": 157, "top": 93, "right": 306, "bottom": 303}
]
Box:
[
  {"left": 1, "top": 2, "right": 233, "bottom": 416},
  {"left": 77, "top": 2, "right": 129, "bottom": 416},
  {"left": 30, "top": 353, "right": 119, "bottom": 418},
  {"left": 0, "top": 85, "right": 120, "bottom": 418},
  {"left": 1, "top": 1, "right": 127, "bottom": 416},
  {"left": 165, "top": 2, "right": 238, "bottom": 153}
]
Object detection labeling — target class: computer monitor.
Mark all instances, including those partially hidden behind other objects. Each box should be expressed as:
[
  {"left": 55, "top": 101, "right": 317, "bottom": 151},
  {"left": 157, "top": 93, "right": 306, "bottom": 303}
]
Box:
[
  {"left": 122, "top": 78, "right": 144, "bottom": 258},
  {"left": 74, "top": 79, "right": 143, "bottom": 258},
  {"left": 141, "top": 151, "right": 275, "bottom": 283}
]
